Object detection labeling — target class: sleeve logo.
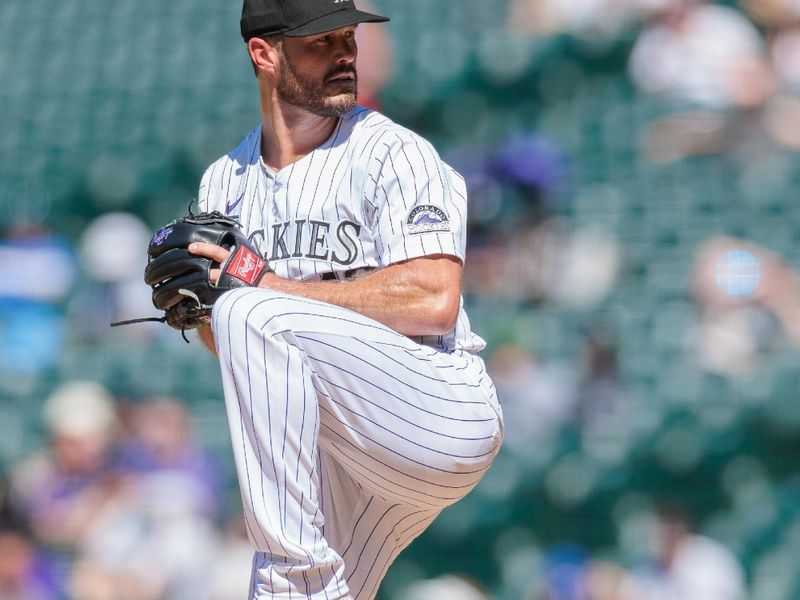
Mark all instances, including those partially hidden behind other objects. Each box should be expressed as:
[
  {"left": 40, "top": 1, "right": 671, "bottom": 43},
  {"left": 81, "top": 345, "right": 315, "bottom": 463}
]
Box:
[{"left": 405, "top": 205, "right": 450, "bottom": 234}]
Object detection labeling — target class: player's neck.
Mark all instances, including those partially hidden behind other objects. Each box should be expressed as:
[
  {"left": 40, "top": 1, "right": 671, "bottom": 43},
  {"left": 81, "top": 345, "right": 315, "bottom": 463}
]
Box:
[{"left": 260, "top": 98, "right": 339, "bottom": 172}]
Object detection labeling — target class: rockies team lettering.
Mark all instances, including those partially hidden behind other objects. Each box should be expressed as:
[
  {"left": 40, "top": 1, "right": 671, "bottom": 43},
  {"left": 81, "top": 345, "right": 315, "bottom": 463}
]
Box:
[{"left": 256, "top": 218, "right": 362, "bottom": 265}]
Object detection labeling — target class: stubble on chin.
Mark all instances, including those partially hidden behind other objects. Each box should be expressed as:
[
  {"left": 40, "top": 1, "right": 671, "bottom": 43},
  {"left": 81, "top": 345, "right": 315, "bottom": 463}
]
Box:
[
  {"left": 276, "top": 54, "right": 358, "bottom": 117},
  {"left": 315, "top": 90, "right": 357, "bottom": 117}
]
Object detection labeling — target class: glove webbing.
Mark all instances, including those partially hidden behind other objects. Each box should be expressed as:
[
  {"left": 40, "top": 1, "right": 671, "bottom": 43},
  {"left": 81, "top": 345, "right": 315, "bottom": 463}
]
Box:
[{"left": 110, "top": 288, "right": 206, "bottom": 343}]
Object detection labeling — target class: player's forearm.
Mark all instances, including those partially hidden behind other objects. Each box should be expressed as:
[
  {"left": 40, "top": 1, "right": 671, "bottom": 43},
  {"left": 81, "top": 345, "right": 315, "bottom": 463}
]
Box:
[
  {"left": 259, "top": 258, "right": 461, "bottom": 337},
  {"left": 263, "top": 278, "right": 449, "bottom": 335}
]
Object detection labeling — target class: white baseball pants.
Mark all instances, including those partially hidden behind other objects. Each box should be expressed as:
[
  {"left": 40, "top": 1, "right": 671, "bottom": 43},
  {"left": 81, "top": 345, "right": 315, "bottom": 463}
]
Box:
[{"left": 211, "top": 288, "right": 503, "bottom": 600}]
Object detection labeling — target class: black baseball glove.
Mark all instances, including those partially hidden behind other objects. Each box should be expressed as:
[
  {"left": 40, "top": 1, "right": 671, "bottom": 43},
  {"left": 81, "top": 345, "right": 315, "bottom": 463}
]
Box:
[{"left": 112, "top": 211, "right": 269, "bottom": 337}]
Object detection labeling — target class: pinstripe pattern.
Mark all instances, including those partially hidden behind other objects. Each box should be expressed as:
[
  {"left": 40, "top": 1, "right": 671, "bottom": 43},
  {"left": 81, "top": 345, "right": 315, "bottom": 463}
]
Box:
[
  {"left": 212, "top": 288, "right": 502, "bottom": 599},
  {"left": 199, "top": 106, "right": 502, "bottom": 599},
  {"left": 198, "top": 107, "right": 485, "bottom": 354}
]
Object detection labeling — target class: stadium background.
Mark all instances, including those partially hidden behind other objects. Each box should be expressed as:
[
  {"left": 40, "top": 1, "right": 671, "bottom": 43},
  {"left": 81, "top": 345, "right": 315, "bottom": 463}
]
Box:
[{"left": 2, "top": 0, "right": 800, "bottom": 598}]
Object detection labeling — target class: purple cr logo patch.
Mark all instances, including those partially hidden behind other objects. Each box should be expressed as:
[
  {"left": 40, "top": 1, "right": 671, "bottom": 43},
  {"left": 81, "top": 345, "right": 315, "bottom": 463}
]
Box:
[
  {"left": 152, "top": 226, "right": 174, "bottom": 246},
  {"left": 405, "top": 205, "right": 450, "bottom": 234}
]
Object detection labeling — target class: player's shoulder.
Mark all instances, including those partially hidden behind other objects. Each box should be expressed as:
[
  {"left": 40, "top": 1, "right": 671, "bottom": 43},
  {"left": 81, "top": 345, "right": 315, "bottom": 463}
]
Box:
[
  {"left": 197, "top": 126, "right": 260, "bottom": 211},
  {"left": 344, "top": 106, "right": 436, "bottom": 154},
  {"left": 344, "top": 105, "right": 407, "bottom": 135},
  {"left": 200, "top": 125, "right": 261, "bottom": 186}
]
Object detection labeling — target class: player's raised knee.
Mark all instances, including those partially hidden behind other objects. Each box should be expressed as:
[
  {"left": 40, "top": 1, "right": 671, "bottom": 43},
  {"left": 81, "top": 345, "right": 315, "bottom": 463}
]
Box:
[
  {"left": 212, "top": 287, "right": 304, "bottom": 336},
  {"left": 211, "top": 287, "right": 268, "bottom": 333}
]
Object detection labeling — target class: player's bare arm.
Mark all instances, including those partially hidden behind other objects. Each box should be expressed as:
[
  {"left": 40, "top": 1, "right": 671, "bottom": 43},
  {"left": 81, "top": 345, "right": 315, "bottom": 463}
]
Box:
[
  {"left": 260, "top": 256, "right": 463, "bottom": 336},
  {"left": 189, "top": 241, "right": 462, "bottom": 336}
]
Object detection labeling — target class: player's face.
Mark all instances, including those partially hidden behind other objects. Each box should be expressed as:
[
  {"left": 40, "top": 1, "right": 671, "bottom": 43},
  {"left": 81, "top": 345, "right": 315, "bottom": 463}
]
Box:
[{"left": 276, "top": 26, "right": 359, "bottom": 117}]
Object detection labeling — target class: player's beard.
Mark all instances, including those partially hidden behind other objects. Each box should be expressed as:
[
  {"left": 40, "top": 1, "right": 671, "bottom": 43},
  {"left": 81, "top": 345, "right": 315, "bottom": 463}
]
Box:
[{"left": 276, "top": 52, "right": 358, "bottom": 117}]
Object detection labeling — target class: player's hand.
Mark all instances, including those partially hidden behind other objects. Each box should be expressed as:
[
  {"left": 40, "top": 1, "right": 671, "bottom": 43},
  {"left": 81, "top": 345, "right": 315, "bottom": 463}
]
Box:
[
  {"left": 189, "top": 241, "right": 278, "bottom": 288},
  {"left": 188, "top": 242, "right": 231, "bottom": 285}
]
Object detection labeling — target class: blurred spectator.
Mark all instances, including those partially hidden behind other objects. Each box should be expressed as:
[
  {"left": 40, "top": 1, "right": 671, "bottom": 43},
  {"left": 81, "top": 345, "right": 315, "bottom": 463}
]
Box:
[
  {"left": 448, "top": 133, "right": 571, "bottom": 243},
  {"left": 539, "top": 544, "right": 590, "bottom": 600},
  {"left": 537, "top": 545, "right": 637, "bottom": 600},
  {"left": 621, "top": 505, "right": 747, "bottom": 600},
  {"left": 459, "top": 152, "right": 559, "bottom": 301},
  {"left": 0, "top": 224, "right": 75, "bottom": 305},
  {"left": 464, "top": 217, "right": 620, "bottom": 309},
  {"left": 584, "top": 561, "right": 633, "bottom": 600},
  {"left": 114, "top": 396, "right": 223, "bottom": 518},
  {"left": 402, "top": 574, "right": 493, "bottom": 600},
  {"left": 760, "top": 24, "right": 800, "bottom": 148},
  {"left": 55, "top": 396, "right": 226, "bottom": 599},
  {"left": 69, "top": 470, "right": 220, "bottom": 600},
  {"left": 455, "top": 132, "right": 619, "bottom": 308},
  {"left": 629, "top": 1, "right": 772, "bottom": 109},
  {"left": 635, "top": 109, "right": 731, "bottom": 164},
  {"left": 548, "top": 226, "right": 621, "bottom": 309},
  {"left": 573, "top": 329, "right": 628, "bottom": 436},
  {"left": 507, "top": 0, "right": 637, "bottom": 39},
  {"left": 10, "top": 381, "right": 119, "bottom": 549},
  {"left": 71, "top": 212, "right": 158, "bottom": 342},
  {"left": 463, "top": 219, "right": 556, "bottom": 302},
  {"left": 7, "top": 386, "right": 229, "bottom": 600},
  {"left": 629, "top": 1, "right": 774, "bottom": 163},
  {"left": 0, "top": 478, "right": 62, "bottom": 600},
  {"left": 354, "top": 0, "right": 394, "bottom": 110},
  {"left": 691, "top": 236, "right": 800, "bottom": 376},
  {"left": 767, "top": 26, "right": 800, "bottom": 95},
  {"left": 491, "top": 135, "right": 573, "bottom": 212},
  {"left": 742, "top": 0, "right": 800, "bottom": 27},
  {"left": 445, "top": 144, "right": 503, "bottom": 246},
  {"left": 0, "top": 223, "right": 76, "bottom": 378},
  {"left": 488, "top": 343, "right": 576, "bottom": 463}
]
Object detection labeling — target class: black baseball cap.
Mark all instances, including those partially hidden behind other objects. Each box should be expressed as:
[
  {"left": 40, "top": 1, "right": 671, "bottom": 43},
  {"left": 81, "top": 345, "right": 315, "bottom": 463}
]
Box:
[{"left": 241, "top": 0, "right": 389, "bottom": 41}]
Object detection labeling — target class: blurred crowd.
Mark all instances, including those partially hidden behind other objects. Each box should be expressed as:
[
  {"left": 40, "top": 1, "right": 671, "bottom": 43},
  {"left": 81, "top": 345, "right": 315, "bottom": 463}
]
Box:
[
  {"left": 403, "top": 504, "right": 748, "bottom": 600},
  {"left": 4, "top": 0, "right": 800, "bottom": 599},
  {"left": 0, "top": 381, "right": 251, "bottom": 600}
]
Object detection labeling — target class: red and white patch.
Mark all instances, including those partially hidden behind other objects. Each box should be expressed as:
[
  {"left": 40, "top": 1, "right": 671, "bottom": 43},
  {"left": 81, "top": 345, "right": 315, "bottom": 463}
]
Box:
[{"left": 225, "top": 246, "right": 265, "bottom": 286}]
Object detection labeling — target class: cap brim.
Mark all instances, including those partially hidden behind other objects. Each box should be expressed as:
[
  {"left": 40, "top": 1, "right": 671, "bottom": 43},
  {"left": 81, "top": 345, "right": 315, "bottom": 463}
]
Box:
[{"left": 283, "top": 9, "right": 389, "bottom": 37}]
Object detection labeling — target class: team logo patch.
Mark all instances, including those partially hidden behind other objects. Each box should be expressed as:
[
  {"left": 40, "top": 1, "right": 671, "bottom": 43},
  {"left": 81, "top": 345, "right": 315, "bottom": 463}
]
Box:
[
  {"left": 405, "top": 205, "right": 450, "bottom": 234},
  {"left": 225, "top": 246, "right": 265, "bottom": 286},
  {"left": 151, "top": 226, "right": 174, "bottom": 246}
]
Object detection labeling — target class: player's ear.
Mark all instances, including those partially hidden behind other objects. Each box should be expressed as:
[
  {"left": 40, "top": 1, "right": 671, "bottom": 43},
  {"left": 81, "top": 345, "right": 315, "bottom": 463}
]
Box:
[{"left": 247, "top": 36, "right": 282, "bottom": 77}]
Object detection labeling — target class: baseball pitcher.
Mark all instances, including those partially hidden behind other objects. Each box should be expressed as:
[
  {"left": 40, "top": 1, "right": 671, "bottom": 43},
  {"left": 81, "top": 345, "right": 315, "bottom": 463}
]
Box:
[{"left": 139, "top": 1, "right": 504, "bottom": 597}]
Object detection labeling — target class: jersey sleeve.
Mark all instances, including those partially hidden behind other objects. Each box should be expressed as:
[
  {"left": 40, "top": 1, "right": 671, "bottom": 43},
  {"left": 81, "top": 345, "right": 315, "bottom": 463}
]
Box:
[
  {"left": 196, "top": 126, "right": 261, "bottom": 216},
  {"left": 365, "top": 131, "right": 467, "bottom": 266},
  {"left": 196, "top": 166, "right": 213, "bottom": 213}
]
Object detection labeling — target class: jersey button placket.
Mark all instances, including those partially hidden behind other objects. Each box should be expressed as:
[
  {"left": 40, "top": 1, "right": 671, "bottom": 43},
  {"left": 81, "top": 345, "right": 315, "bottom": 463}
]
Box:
[{"left": 273, "top": 170, "right": 285, "bottom": 192}]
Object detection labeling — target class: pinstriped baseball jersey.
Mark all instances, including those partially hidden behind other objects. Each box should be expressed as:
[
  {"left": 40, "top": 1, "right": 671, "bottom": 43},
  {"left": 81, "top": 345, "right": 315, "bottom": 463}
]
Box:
[
  {"left": 197, "top": 106, "right": 485, "bottom": 354},
  {"left": 198, "top": 106, "right": 503, "bottom": 599}
]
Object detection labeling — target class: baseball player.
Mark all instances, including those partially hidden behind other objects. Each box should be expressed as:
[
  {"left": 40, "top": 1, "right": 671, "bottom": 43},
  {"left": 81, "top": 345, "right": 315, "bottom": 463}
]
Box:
[{"left": 184, "top": 1, "right": 504, "bottom": 598}]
